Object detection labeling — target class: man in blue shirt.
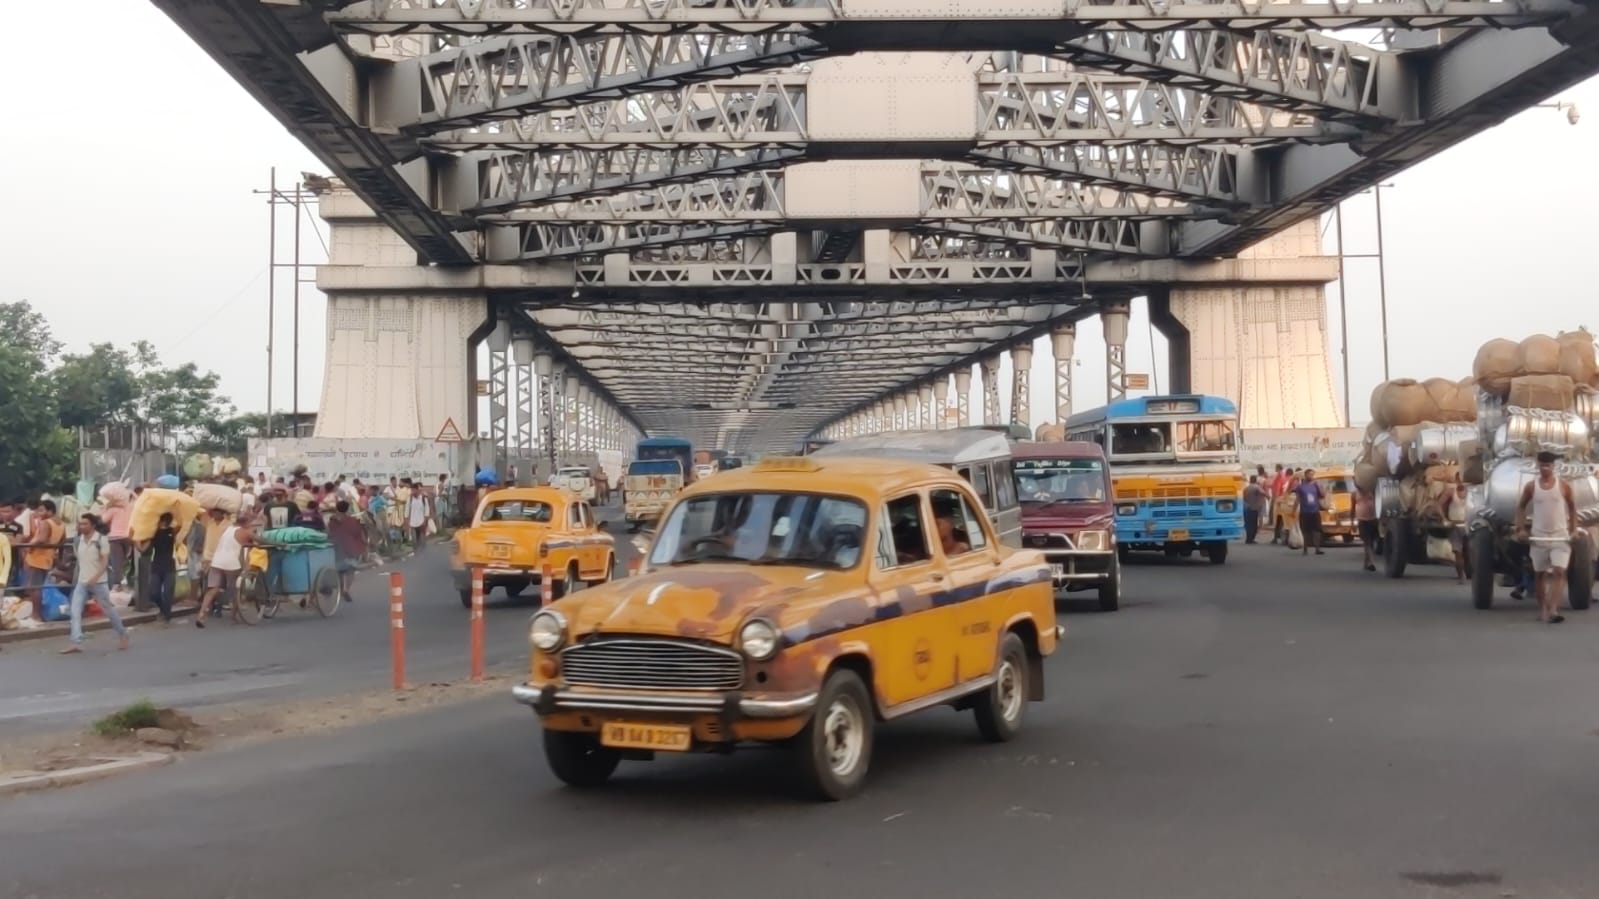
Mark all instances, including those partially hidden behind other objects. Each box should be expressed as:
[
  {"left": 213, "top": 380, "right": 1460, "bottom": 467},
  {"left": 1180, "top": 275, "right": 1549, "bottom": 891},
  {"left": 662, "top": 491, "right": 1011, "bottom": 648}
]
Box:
[{"left": 1296, "top": 469, "right": 1326, "bottom": 556}]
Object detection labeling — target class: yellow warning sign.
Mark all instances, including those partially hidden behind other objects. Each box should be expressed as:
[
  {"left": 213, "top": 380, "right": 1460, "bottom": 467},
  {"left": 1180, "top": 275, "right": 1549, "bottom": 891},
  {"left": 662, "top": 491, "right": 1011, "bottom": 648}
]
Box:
[{"left": 435, "top": 417, "right": 466, "bottom": 443}]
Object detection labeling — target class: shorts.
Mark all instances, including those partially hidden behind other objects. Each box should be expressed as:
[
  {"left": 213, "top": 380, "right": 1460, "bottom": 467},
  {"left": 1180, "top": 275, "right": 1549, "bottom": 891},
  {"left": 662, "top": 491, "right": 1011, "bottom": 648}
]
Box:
[
  {"left": 336, "top": 557, "right": 359, "bottom": 573},
  {"left": 1358, "top": 519, "right": 1379, "bottom": 545},
  {"left": 1530, "top": 543, "right": 1571, "bottom": 573},
  {"left": 1448, "top": 526, "right": 1467, "bottom": 551},
  {"left": 206, "top": 568, "right": 240, "bottom": 591},
  {"left": 1298, "top": 512, "right": 1321, "bottom": 536}
]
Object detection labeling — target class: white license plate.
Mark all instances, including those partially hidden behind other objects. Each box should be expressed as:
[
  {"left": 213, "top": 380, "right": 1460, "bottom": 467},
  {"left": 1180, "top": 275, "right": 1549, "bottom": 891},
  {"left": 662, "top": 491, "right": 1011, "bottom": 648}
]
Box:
[{"left": 1050, "top": 563, "right": 1066, "bottom": 577}]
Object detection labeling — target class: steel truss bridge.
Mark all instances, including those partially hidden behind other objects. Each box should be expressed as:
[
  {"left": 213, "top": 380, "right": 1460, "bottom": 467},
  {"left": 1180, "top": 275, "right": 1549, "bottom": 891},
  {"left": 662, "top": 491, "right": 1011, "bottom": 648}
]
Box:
[{"left": 158, "top": 0, "right": 1599, "bottom": 453}]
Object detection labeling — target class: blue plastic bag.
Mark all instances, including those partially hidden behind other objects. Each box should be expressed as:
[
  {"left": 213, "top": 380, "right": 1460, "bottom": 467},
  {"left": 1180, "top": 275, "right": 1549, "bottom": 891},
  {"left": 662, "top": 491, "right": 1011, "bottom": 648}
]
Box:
[{"left": 40, "top": 585, "right": 71, "bottom": 622}]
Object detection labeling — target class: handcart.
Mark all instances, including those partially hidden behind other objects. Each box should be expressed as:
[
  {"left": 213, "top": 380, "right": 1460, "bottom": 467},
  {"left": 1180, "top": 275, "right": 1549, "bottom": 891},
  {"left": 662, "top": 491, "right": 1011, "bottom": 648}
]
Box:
[{"left": 239, "top": 541, "right": 343, "bottom": 621}]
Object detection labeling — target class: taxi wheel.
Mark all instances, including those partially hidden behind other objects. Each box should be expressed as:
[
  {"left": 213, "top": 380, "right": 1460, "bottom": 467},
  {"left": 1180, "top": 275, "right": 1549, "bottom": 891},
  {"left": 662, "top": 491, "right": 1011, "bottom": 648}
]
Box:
[
  {"left": 457, "top": 588, "right": 472, "bottom": 609},
  {"left": 974, "top": 633, "right": 1028, "bottom": 743},
  {"left": 796, "top": 669, "right": 874, "bottom": 801},
  {"left": 551, "top": 563, "right": 579, "bottom": 599},
  {"left": 543, "top": 730, "right": 620, "bottom": 788}
]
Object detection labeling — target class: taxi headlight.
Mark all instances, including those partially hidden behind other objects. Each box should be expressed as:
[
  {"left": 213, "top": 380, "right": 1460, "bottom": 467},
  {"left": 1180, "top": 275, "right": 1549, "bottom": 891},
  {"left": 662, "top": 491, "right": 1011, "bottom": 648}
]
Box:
[
  {"left": 738, "top": 619, "right": 779, "bottom": 660},
  {"left": 1076, "top": 529, "right": 1110, "bottom": 551},
  {"left": 530, "top": 610, "right": 566, "bottom": 652}
]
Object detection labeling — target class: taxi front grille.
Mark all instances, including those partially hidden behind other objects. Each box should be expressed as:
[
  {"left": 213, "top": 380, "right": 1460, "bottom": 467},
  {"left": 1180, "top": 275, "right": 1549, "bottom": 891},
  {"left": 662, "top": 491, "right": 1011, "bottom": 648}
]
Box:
[{"left": 561, "top": 639, "right": 744, "bottom": 691}]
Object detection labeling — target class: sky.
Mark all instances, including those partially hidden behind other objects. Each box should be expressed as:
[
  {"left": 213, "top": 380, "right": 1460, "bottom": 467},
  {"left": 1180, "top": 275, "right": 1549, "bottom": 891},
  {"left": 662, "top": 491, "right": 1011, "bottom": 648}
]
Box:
[{"left": 4, "top": 0, "right": 1597, "bottom": 437}]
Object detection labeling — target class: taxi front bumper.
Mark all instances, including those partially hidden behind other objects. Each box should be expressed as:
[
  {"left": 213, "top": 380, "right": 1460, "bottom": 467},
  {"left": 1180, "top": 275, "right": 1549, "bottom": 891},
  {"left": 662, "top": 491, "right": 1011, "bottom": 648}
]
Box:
[{"left": 513, "top": 683, "right": 818, "bottom": 718}]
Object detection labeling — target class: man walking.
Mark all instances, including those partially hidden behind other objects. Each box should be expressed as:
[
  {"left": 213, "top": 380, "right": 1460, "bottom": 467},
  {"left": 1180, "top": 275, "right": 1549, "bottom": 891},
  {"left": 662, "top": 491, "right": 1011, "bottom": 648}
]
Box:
[
  {"left": 1516, "top": 451, "right": 1578, "bottom": 624},
  {"left": 1355, "top": 483, "right": 1379, "bottom": 572},
  {"left": 62, "top": 514, "right": 129, "bottom": 654},
  {"left": 137, "top": 512, "right": 178, "bottom": 623},
  {"left": 1242, "top": 475, "right": 1268, "bottom": 544},
  {"left": 22, "top": 499, "right": 65, "bottom": 600},
  {"left": 1296, "top": 469, "right": 1326, "bottom": 556}
]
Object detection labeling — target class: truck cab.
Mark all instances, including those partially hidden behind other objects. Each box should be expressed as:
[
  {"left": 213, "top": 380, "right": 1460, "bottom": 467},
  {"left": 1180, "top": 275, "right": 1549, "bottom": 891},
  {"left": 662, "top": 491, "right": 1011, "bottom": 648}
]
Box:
[{"left": 1012, "top": 442, "right": 1122, "bottom": 611}]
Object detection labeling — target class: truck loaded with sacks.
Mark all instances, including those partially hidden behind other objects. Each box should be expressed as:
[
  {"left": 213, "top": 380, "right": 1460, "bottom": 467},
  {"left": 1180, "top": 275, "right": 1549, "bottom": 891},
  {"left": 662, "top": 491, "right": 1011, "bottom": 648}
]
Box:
[
  {"left": 1464, "top": 331, "right": 1599, "bottom": 611},
  {"left": 1356, "top": 376, "right": 1478, "bottom": 578}
]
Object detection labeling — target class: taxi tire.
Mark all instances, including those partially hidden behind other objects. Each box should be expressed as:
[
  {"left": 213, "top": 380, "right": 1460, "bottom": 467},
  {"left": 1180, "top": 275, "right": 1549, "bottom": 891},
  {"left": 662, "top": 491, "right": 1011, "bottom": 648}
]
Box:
[
  {"left": 551, "top": 563, "right": 579, "bottom": 600},
  {"left": 796, "top": 669, "right": 874, "bottom": 801},
  {"left": 457, "top": 588, "right": 472, "bottom": 609},
  {"left": 974, "top": 633, "right": 1028, "bottom": 743},
  {"left": 543, "top": 730, "right": 620, "bottom": 788}
]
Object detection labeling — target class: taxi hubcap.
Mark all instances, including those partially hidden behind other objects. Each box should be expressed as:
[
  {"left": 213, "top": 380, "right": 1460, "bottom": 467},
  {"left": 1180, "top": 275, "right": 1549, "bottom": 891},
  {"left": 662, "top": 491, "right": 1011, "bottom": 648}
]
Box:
[
  {"left": 823, "top": 697, "right": 863, "bottom": 775},
  {"left": 998, "top": 660, "right": 1023, "bottom": 722}
]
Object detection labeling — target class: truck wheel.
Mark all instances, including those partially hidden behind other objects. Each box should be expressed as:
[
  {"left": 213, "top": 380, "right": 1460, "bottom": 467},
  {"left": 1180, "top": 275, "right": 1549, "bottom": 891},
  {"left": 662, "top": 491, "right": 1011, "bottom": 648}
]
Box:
[
  {"left": 1383, "top": 520, "right": 1409, "bottom": 579},
  {"left": 974, "top": 633, "right": 1029, "bottom": 743},
  {"left": 795, "top": 668, "right": 874, "bottom": 801},
  {"left": 1097, "top": 555, "right": 1122, "bottom": 612},
  {"left": 1206, "top": 542, "right": 1228, "bottom": 565},
  {"left": 1470, "top": 528, "right": 1496, "bottom": 610},
  {"left": 1567, "top": 536, "right": 1593, "bottom": 611},
  {"left": 543, "top": 730, "right": 620, "bottom": 788}
]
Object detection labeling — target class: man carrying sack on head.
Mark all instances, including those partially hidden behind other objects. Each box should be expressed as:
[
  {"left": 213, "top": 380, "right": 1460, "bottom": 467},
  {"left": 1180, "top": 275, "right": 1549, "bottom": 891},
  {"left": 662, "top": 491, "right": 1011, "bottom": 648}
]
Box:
[{"left": 1516, "top": 451, "right": 1579, "bottom": 625}]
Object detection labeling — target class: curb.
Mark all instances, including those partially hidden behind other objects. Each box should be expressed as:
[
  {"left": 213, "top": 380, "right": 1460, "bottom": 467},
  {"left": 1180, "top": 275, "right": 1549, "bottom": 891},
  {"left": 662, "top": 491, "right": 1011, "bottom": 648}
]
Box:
[
  {"left": 0, "top": 752, "right": 175, "bottom": 798},
  {"left": 0, "top": 606, "right": 199, "bottom": 646}
]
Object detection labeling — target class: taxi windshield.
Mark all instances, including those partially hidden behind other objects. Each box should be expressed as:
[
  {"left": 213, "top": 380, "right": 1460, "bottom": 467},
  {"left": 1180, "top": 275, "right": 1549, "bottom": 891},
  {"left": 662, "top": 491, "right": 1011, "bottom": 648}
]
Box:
[
  {"left": 649, "top": 492, "right": 869, "bottom": 570},
  {"left": 1015, "top": 459, "right": 1106, "bottom": 503},
  {"left": 480, "top": 500, "right": 554, "bottom": 524}
]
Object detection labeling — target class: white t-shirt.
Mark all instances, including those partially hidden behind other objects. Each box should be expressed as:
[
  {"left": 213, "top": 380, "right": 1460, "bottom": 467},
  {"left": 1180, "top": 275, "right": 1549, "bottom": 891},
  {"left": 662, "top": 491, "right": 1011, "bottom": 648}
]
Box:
[
  {"left": 211, "top": 526, "right": 245, "bottom": 572},
  {"left": 407, "top": 496, "right": 427, "bottom": 528}
]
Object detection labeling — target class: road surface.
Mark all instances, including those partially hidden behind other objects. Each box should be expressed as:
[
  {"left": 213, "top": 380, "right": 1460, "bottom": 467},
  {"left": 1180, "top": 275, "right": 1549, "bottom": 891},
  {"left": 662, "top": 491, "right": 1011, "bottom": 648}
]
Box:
[
  {"left": 4, "top": 543, "right": 1598, "bottom": 899},
  {"left": 0, "top": 508, "right": 643, "bottom": 734}
]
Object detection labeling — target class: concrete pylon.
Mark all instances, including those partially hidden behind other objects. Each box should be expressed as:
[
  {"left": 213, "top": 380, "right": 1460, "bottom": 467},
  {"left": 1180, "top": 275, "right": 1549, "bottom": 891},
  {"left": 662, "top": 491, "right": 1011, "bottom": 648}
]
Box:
[
  {"left": 980, "top": 356, "right": 1003, "bottom": 426},
  {"left": 953, "top": 369, "right": 972, "bottom": 427},
  {"left": 1011, "top": 344, "right": 1033, "bottom": 431},
  {"left": 1103, "top": 300, "right": 1131, "bottom": 402},
  {"left": 1051, "top": 324, "right": 1076, "bottom": 425},
  {"left": 932, "top": 378, "right": 950, "bottom": 430}
]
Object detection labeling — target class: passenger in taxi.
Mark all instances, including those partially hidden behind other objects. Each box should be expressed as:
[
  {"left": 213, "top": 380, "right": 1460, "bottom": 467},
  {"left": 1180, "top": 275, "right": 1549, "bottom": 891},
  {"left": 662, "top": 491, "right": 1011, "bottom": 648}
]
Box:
[{"left": 932, "top": 497, "right": 971, "bottom": 556}]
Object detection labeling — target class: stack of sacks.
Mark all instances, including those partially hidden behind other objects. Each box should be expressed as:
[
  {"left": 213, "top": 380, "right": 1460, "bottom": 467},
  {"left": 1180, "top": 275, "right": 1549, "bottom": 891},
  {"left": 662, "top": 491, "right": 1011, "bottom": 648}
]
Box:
[
  {"left": 1473, "top": 331, "right": 1599, "bottom": 405},
  {"left": 1368, "top": 377, "right": 1476, "bottom": 430},
  {"left": 1034, "top": 423, "right": 1066, "bottom": 442},
  {"left": 193, "top": 482, "right": 243, "bottom": 515},
  {"left": 127, "top": 488, "right": 203, "bottom": 544},
  {"left": 97, "top": 482, "right": 132, "bottom": 510}
]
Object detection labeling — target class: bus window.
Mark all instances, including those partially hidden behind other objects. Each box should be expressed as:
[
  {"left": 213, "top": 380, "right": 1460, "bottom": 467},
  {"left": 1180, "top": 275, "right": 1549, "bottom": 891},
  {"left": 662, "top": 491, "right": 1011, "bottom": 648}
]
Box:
[
  {"left": 1175, "top": 420, "right": 1237, "bottom": 453},
  {"left": 970, "top": 463, "right": 993, "bottom": 510},
  {"left": 992, "top": 460, "right": 1016, "bottom": 510},
  {"left": 1111, "top": 423, "right": 1171, "bottom": 455}
]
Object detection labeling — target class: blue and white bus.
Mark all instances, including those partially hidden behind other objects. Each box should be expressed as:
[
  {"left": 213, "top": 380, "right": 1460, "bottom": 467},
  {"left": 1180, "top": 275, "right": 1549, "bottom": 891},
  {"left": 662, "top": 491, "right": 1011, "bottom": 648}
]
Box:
[{"left": 1064, "top": 394, "right": 1245, "bottom": 564}]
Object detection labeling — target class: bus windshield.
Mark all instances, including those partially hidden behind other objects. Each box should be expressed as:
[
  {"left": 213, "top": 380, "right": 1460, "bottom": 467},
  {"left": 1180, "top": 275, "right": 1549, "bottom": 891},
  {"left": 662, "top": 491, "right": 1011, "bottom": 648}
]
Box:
[
  {"left": 1174, "top": 419, "right": 1237, "bottom": 455},
  {"left": 1110, "top": 418, "right": 1236, "bottom": 459}
]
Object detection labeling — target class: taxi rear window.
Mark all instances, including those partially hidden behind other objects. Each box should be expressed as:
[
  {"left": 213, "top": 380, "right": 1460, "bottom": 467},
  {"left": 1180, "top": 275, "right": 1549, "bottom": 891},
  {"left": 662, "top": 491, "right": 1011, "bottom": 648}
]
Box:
[{"left": 481, "top": 500, "right": 554, "bottom": 524}]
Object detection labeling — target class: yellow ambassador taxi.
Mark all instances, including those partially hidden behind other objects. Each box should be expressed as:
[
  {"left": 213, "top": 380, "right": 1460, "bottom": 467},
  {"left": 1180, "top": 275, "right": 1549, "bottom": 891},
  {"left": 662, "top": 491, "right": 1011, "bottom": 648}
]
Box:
[
  {"left": 512, "top": 456, "right": 1062, "bottom": 800},
  {"left": 450, "top": 486, "right": 616, "bottom": 608}
]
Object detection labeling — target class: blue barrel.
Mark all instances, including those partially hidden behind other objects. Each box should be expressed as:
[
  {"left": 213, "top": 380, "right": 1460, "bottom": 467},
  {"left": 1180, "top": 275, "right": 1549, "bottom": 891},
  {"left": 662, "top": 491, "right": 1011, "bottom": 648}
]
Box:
[{"left": 265, "top": 545, "right": 337, "bottom": 594}]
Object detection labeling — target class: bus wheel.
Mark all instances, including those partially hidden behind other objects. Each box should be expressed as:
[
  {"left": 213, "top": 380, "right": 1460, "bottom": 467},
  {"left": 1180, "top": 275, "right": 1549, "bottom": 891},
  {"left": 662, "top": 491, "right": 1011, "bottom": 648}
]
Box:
[{"left": 1205, "top": 542, "right": 1228, "bottom": 565}]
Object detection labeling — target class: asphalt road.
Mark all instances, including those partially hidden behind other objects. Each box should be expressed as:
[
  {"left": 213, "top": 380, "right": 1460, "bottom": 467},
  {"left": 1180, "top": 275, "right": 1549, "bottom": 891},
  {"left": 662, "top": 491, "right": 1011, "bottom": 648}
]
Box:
[
  {"left": 5, "top": 542, "right": 1599, "bottom": 899},
  {"left": 0, "top": 505, "right": 643, "bottom": 735}
]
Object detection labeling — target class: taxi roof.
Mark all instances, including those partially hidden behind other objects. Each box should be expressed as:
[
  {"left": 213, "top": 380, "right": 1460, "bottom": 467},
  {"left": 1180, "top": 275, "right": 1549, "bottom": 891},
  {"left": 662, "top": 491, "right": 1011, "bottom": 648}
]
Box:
[
  {"left": 479, "top": 485, "right": 577, "bottom": 506},
  {"left": 677, "top": 456, "right": 967, "bottom": 502}
]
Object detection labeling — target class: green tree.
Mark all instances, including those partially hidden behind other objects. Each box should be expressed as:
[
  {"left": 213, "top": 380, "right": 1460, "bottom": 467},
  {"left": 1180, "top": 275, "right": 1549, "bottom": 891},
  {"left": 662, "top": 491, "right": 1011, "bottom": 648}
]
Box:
[
  {"left": 0, "top": 301, "right": 62, "bottom": 364},
  {"left": 52, "top": 343, "right": 142, "bottom": 429},
  {"left": 0, "top": 341, "right": 75, "bottom": 496}
]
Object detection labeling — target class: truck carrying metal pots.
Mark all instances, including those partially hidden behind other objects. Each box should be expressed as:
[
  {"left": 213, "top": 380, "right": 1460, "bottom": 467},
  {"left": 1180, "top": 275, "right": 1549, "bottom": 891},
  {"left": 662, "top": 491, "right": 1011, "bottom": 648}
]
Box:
[
  {"left": 1464, "top": 329, "right": 1599, "bottom": 612},
  {"left": 1359, "top": 413, "right": 1477, "bottom": 578}
]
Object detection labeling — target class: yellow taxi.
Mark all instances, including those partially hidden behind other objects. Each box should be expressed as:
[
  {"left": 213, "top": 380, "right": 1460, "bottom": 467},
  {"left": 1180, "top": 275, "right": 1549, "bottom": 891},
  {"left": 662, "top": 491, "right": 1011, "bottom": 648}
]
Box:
[
  {"left": 450, "top": 486, "right": 616, "bottom": 608},
  {"left": 1271, "top": 466, "right": 1359, "bottom": 543},
  {"left": 512, "top": 456, "right": 1062, "bottom": 800}
]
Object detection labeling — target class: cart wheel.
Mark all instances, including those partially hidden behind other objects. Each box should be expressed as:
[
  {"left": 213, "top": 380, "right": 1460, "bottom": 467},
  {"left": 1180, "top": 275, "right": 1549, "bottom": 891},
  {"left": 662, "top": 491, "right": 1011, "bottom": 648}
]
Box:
[
  {"left": 311, "top": 567, "right": 342, "bottom": 618},
  {"left": 235, "top": 572, "right": 267, "bottom": 626}
]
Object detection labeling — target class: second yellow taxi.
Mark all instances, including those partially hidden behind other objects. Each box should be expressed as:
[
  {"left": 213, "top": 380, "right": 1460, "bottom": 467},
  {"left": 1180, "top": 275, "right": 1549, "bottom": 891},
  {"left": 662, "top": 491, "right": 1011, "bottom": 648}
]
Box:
[
  {"left": 513, "top": 456, "right": 1061, "bottom": 800},
  {"left": 450, "top": 486, "right": 615, "bottom": 607}
]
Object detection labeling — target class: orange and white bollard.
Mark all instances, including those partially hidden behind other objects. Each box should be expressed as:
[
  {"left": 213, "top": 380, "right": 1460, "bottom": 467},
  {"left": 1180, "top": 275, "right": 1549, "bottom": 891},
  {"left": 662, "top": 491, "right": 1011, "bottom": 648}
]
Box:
[
  {"left": 389, "top": 572, "right": 406, "bottom": 691},
  {"left": 540, "top": 562, "right": 554, "bottom": 606},
  {"left": 469, "top": 568, "right": 485, "bottom": 683},
  {"left": 628, "top": 557, "right": 641, "bottom": 577}
]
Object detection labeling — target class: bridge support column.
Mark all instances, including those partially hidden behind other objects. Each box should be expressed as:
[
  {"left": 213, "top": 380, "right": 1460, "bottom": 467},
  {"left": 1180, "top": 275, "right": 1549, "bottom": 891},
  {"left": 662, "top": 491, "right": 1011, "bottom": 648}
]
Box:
[
  {"left": 534, "top": 353, "right": 555, "bottom": 475},
  {"left": 894, "top": 395, "right": 908, "bottom": 432},
  {"left": 487, "top": 319, "right": 512, "bottom": 476},
  {"left": 981, "top": 356, "right": 1002, "bottom": 426},
  {"left": 1102, "top": 300, "right": 1131, "bottom": 403},
  {"left": 919, "top": 384, "right": 935, "bottom": 430},
  {"left": 1010, "top": 345, "right": 1032, "bottom": 431},
  {"left": 954, "top": 369, "right": 972, "bottom": 428},
  {"left": 563, "top": 374, "right": 580, "bottom": 460},
  {"left": 933, "top": 378, "right": 950, "bottom": 430},
  {"left": 1051, "top": 324, "right": 1076, "bottom": 426},
  {"left": 513, "top": 336, "right": 536, "bottom": 466}
]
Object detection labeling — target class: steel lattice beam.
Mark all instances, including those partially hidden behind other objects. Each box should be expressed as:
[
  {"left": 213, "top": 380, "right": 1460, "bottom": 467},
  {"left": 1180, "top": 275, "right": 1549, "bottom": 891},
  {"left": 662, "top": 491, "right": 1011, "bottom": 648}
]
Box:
[{"left": 329, "top": 0, "right": 1572, "bottom": 34}]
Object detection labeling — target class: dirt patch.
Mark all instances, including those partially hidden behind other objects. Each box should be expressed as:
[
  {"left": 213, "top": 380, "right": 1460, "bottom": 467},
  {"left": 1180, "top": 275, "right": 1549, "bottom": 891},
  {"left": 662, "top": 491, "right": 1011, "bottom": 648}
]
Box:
[{"left": 0, "top": 675, "right": 515, "bottom": 778}]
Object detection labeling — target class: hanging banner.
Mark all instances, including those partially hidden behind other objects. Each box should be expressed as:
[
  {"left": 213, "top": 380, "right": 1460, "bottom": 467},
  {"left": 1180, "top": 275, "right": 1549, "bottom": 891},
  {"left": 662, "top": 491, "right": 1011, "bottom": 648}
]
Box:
[
  {"left": 247, "top": 438, "right": 476, "bottom": 484},
  {"left": 1239, "top": 428, "right": 1367, "bottom": 471}
]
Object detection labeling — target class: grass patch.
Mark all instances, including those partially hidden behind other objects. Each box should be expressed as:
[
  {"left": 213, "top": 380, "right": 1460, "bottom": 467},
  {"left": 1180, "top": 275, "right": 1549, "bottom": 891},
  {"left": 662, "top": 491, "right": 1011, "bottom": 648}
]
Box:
[{"left": 92, "top": 700, "right": 161, "bottom": 737}]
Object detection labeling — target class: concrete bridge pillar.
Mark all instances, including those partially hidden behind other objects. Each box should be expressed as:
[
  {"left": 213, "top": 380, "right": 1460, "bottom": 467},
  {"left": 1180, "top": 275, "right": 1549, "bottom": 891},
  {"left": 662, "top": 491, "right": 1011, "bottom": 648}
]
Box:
[
  {"left": 981, "top": 356, "right": 1003, "bottom": 427},
  {"left": 894, "top": 394, "right": 909, "bottom": 432},
  {"left": 512, "top": 336, "right": 536, "bottom": 460},
  {"left": 562, "top": 374, "right": 581, "bottom": 457},
  {"left": 1102, "top": 300, "right": 1131, "bottom": 403},
  {"left": 919, "top": 383, "right": 935, "bottom": 430},
  {"left": 1010, "top": 344, "right": 1033, "bottom": 430},
  {"left": 933, "top": 378, "right": 950, "bottom": 430},
  {"left": 953, "top": 369, "right": 972, "bottom": 428},
  {"left": 1051, "top": 324, "right": 1076, "bottom": 426},
  {"left": 486, "top": 319, "right": 512, "bottom": 475},
  {"left": 534, "top": 352, "right": 555, "bottom": 473}
]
